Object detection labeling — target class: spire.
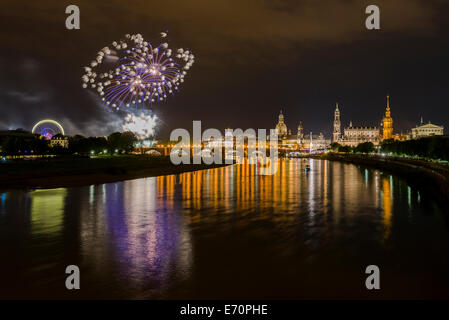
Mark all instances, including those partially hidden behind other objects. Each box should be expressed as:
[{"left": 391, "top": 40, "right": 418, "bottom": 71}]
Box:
[
  {"left": 382, "top": 95, "right": 393, "bottom": 139},
  {"left": 333, "top": 103, "right": 341, "bottom": 143},
  {"left": 420, "top": 116, "right": 423, "bottom": 125},
  {"left": 385, "top": 95, "right": 391, "bottom": 118},
  {"left": 278, "top": 109, "right": 284, "bottom": 123}
]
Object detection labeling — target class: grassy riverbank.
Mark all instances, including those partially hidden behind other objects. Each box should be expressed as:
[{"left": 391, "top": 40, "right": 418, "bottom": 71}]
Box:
[
  {"left": 316, "top": 152, "right": 449, "bottom": 201},
  {"left": 0, "top": 155, "right": 226, "bottom": 189}
]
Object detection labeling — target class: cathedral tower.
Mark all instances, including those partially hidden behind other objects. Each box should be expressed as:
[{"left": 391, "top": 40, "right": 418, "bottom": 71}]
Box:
[
  {"left": 382, "top": 95, "right": 393, "bottom": 140},
  {"left": 333, "top": 103, "right": 341, "bottom": 142},
  {"left": 275, "top": 109, "right": 288, "bottom": 137},
  {"left": 297, "top": 121, "right": 304, "bottom": 145}
]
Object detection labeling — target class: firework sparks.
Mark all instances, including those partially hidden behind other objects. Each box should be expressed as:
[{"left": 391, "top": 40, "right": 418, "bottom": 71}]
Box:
[{"left": 82, "top": 33, "right": 194, "bottom": 109}]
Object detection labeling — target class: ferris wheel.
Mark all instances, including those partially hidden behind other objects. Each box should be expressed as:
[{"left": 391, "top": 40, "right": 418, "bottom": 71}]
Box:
[{"left": 31, "top": 119, "right": 65, "bottom": 140}]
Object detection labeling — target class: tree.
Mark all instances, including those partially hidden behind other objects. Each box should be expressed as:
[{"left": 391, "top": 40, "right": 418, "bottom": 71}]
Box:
[
  {"left": 108, "top": 132, "right": 122, "bottom": 151},
  {"left": 381, "top": 136, "right": 449, "bottom": 160},
  {"left": 88, "top": 137, "right": 109, "bottom": 153},
  {"left": 355, "top": 142, "right": 375, "bottom": 154},
  {"left": 68, "top": 135, "right": 87, "bottom": 154},
  {"left": 339, "top": 145, "right": 353, "bottom": 153},
  {"left": 338, "top": 146, "right": 352, "bottom": 153},
  {"left": 380, "top": 138, "right": 395, "bottom": 147},
  {"left": 1, "top": 132, "right": 49, "bottom": 154},
  {"left": 331, "top": 142, "right": 341, "bottom": 151},
  {"left": 119, "top": 132, "right": 138, "bottom": 153}
]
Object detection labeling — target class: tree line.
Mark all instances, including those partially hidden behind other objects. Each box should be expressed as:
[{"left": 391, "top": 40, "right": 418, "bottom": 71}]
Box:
[
  {"left": 0, "top": 129, "right": 139, "bottom": 155},
  {"left": 331, "top": 136, "right": 449, "bottom": 160},
  {"left": 380, "top": 136, "right": 449, "bottom": 160},
  {"left": 330, "top": 141, "right": 376, "bottom": 154}
]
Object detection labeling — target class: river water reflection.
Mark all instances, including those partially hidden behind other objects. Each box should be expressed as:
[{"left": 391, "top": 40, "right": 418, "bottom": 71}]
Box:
[{"left": 1, "top": 159, "right": 448, "bottom": 299}]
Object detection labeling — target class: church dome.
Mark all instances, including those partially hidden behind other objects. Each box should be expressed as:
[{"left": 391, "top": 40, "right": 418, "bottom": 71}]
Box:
[{"left": 275, "top": 110, "right": 287, "bottom": 137}]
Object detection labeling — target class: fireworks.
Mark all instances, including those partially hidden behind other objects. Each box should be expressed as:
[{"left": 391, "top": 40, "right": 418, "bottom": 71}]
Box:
[
  {"left": 82, "top": 33, "right": 194, "bottom": 109},
  {"left": 122, "top": 112, "right": 158, "bottom": 139}
]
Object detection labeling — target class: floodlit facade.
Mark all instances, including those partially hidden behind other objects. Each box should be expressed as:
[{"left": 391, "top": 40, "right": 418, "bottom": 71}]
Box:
[
  {"left": 333, "top": 103, "right": 341, "bottom": 143},
  {"left": 275, "top": 110, "right": 288, "bottom": 137},
  {"left": 305, "top": 133, "right": 331, "bottom": 152},
  {"left": 411, "top": 120, "right": 444, "bottom": 139},
  {"left": 340, "top": 123, "right": 380, "bottom": 147},
  {"left": 50, "top": 136, "right": 69, "bottom": 148},
  {"left": 382, "top": 95, "right": 393, "bottom": 139}
]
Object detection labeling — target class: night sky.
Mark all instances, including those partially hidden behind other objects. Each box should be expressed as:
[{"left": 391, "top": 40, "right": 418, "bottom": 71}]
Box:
[{"left": 1, "top": 0, "right": 449, "bottom": 139}]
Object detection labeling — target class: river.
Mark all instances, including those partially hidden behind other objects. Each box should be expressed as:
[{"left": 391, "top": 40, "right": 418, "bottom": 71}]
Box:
[{"left": 1, "top": 159, "right": 448, "bottom": 299}]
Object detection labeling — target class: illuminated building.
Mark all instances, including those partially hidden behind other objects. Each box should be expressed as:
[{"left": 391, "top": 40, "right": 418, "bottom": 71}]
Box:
[
  {"left": 333, "top": 103, "right": 341, "bottom": 142},
  {"left": 297, "top": 121, "right": 304, "bottom": 145},
  {"left": 393, "top": 132, "right": 408, "bottom": 141},
  {"left": 281, "top": 129, "right": 301, "bottom": 150},
  {"left": 206, "top": 128, "right": 250, "bottom": 149},
  {"left": 341, "top": 122, "right": 380, "bottom": 147},
  {"left": 273, "top": 111, "right": 313, "bottom": 151},
  {"left": 382, "top": 95, "right": 393, "bottom": 140},
  {"left": 333, "top": 104, "right": 380, "bottom": 147},
  {"left": 50, "top": 136, "right": 69, "bottom": 148},
  {"left": 303, "top": 132, "right": 331, "bottom": 152},
  {"left": 411, "top": 118, "right": 444, "bottom": 139},
  {"left": 274, "top": 109, "right": 288, "bottom": 137}
]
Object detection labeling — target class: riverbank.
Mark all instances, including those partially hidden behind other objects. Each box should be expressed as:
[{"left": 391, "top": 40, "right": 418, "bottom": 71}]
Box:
[
  {"left": 315, "top": 152, "right": 449, "bottom": 201},
  {"left": 0, "top": 155, "right": 227, "bottom": 189}
]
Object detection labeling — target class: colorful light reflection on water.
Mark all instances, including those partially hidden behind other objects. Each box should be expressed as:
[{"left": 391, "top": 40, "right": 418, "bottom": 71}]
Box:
[{"left": 0, "top": 159, "right": 448, "bottom": 299}]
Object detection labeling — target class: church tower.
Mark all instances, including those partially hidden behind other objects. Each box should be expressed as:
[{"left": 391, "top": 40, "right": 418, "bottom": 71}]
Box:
[
  {"left": 275, "top": 109, "right": 288, "bottom": 137},
  {"left": 382, "top": 95, "right": 393, "bottom": 140},
  {"left": 333, "top": 103, "right": 341, "bottom": 142},
  {"left": 297, "top": 121, "right": 304, "bottom": 145}
]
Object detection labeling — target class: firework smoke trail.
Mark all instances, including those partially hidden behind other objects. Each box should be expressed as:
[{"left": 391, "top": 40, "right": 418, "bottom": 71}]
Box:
[
  {"left": 82, "top": 33, "right": 195, "bottom": 110},
  {"left": 122, "top": 112, "right": 158, "bottom": 140}
]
